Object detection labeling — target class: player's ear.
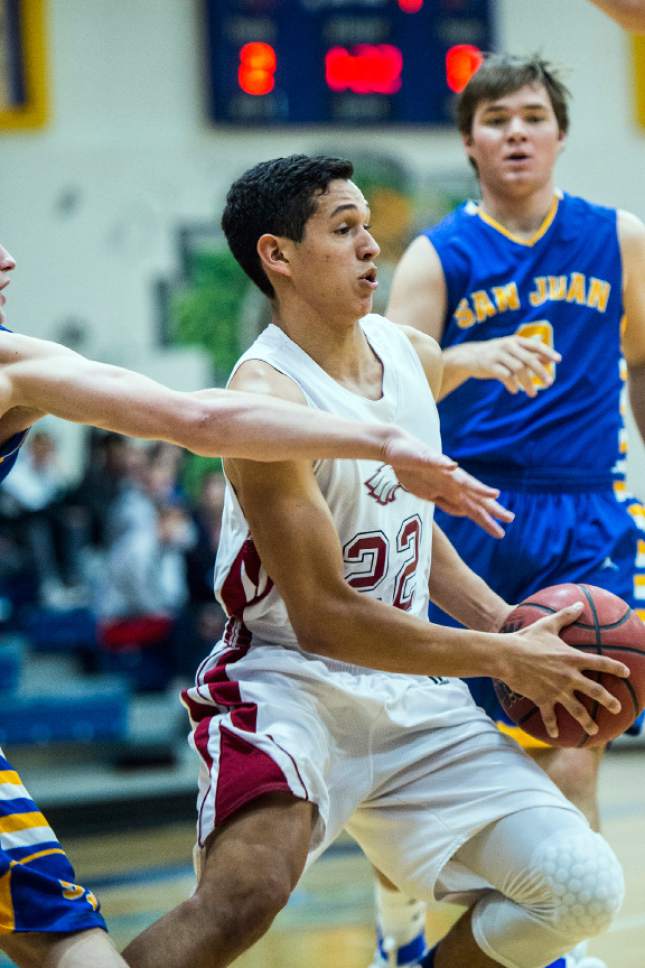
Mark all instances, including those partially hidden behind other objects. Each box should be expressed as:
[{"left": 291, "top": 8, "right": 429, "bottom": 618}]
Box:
[
  {"left": 462, "top": 131, "right": 475, "bottom": 159},
  {"left": 257, "top": 234, "right": 292, "bottom": 281},
  {"left": 556, "top": 127, "right": 567, "bottom": 153}
]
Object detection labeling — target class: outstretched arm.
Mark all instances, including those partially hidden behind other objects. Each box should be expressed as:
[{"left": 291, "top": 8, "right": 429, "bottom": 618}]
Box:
[
  {"left": 0, "top": 330, "right": 456, "bottom": 479},
  {"left": 387, "top": 235, "right": 560, "bottom": 400}
]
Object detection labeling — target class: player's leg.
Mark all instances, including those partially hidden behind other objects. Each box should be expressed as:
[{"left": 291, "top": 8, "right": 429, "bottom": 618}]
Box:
[
  {"left": 123, "top": 791, "right": 316, "bottom": 968},
  {"left": 428, "top": 806, "right": 623, "bottom": 968},
  {"left": 0, "top": 751, "right": 117, "bottom": 967},
  {"left": 2, "top": 928, "right": 128, "bottom": 967},
  {"left": 351, "top": 728, "right": 623, "bottom": 968},
  {"left": 370, "top": 869, "right": 429, "bottom": 967},
  {"left": 530, "top": 745, "right": 604, "bottom": 830}
]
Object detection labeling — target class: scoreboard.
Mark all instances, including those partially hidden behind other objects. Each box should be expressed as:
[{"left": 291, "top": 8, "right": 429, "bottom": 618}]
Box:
[{"left": 205, "top": 0, "right": 493, "bottom": 126}]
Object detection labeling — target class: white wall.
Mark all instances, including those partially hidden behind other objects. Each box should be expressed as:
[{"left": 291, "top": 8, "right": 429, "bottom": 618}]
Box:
[{"left": 1, "top": 0, "right": 643, "bottom": 491}]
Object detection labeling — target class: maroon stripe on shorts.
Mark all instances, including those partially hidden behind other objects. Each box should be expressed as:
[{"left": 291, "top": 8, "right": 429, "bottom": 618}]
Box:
[
  {"left": 214, "top": 723, "right": 292, "bottom": 827},
  {"left": 187, "top": 621, "right": 296, "bottom": 830}
]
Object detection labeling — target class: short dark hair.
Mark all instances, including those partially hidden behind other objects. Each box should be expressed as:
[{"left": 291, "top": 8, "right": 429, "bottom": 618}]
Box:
[
  {"left": 457, "top": 53, "right": 571, "bottom": 137},
  {"left": 221, "top": 154, "right": 354, "bottom": 298}
]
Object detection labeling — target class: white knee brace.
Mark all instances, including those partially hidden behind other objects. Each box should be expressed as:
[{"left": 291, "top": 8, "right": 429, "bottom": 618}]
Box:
[
  {"left": 535, "top": 828, "right": 624, "bottom": 940},
  {"left": 472, "top": 828, "right": 624, "bottom": 968}
]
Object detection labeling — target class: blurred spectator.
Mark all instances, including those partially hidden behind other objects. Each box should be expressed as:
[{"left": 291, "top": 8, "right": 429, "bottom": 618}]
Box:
[
  {"left": 67, "top": 432, "right": 141, "bottom": 550},
  {"left": 0, "top": 430, "right": 72, "bottom": 606},
  {"left": 95, "top": 447, "right": 197, "bottom": 690},
  {"left": 186, "top": 471, "right": 225, "bottom": 604},
  {"left": 1, "top": 429, "right": 65, "bottom": 512}
]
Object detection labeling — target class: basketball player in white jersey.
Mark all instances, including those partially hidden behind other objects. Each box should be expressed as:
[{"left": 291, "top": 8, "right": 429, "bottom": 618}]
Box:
[
  {"left": 121, "top": 155, "right": 629, "bottom": 968},
  {"left": 0, "top": 238, "right": 507, "bottom": 968}
]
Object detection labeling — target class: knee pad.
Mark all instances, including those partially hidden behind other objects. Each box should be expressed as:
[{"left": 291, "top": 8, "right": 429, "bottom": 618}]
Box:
[
  {"left": 534, "top": 828, "right": 624, "bottom": 941},
  {"left": 471, "top": 820, "right": 624, "bottom": 968}
]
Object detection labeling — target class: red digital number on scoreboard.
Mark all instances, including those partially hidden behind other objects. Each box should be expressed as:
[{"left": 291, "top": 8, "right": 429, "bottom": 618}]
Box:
[
  {"left": 325, "top": 44, "right": 403, "bottom": 95},
  {"left": 238, "top": 42, "right": 277, "bottom": 96}
]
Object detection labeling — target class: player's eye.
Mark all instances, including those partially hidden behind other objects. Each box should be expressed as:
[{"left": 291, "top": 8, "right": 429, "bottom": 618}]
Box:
[{"left": 334, "top": 224, "right": 350, "bottom": 235}]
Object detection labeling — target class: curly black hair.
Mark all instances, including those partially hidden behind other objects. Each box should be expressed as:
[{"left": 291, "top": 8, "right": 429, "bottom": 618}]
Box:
[{"left": 221, "top": 154, "right": 354, "bottom": 298}]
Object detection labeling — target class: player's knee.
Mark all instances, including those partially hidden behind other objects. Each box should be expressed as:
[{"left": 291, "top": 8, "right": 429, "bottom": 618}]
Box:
[
  {"left": 531, "top": 828, "right": 624, "bottom": 944},
  {"left": 197, "top": 863, "right": 292, "bottom": 943}
]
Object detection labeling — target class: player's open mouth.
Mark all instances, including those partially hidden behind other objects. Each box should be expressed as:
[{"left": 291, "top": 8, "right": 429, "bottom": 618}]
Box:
[
  {"left": 505, "top": 152, "right": 531, "bottom": 162},
  {"left": 359, "top": 268, "right": 378, "bottom": 290}
]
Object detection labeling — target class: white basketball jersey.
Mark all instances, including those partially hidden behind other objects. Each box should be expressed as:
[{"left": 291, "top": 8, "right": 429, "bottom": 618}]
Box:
[{"left": 215, "top": 314, "right": 441, "bottom": 653}]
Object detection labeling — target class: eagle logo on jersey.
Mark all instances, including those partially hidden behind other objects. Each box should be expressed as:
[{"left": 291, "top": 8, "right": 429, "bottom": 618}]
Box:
[{"left": 364, "top": 464, "right": 402, "bottom": 506}]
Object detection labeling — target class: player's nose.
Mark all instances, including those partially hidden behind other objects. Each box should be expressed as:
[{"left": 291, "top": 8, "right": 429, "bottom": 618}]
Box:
[
  {"left": 507, "top": 116, "right": 528, "bottom": 139},
  {"left": 0, "top": 245, "right": 16, "bottom": 273},
  {"left": 360, "top": 228, "right": 380, "bottom": 260}
]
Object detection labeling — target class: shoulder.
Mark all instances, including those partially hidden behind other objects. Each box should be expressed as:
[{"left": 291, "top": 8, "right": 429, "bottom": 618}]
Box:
[
  {"left": 614, "top": 211, "right": 645, "bottom": 312},
  {"left": 422, "top": 203, "right": 471, "bottom": 248},
  {"left": 617, "top": 209, "right": 645, "bottom": 274},
  {"left": 391, "top": 234, "right": 446, "bottom": 288},
  {"left": 617, "top": 208, "right": 645, "bottom": 243},
  {"left": 562, "top": 191, "right": 618, "bottom": 229},
  {"left": 398, "top": 326, "right": 443, "bottom": 398},
  {"left": 228, "top": 357, "right": 307, "bottom": 406}
]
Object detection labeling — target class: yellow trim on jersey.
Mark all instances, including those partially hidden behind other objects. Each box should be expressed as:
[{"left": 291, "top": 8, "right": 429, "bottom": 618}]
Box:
[
  {"left": 0, "top": 771, "right": 21, "bottom": 787},
  {"left": 497, "top": 721, "right": 551, "bottom": 750},
  {"left": 476, "top": 195, "right": 559, "bottom": 247},
  {"left": 15, "top": 847, "right": 65, "bottom": 866},
  {"left": 0, "top": 811, "right": 48, "bottom": 834},
  {"left": 0, "top": 868, "right": 15, "bottom": 932}
]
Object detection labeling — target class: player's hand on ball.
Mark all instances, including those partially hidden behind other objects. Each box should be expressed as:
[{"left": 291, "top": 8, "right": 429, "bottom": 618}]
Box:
[
  {"left": 466, "top": 334, "right": 561, "bottom": 397},
  {"left": 501, "top": 602, "right": 630, "bottom": 740},
  {"left": 383, "top": 431, "right": 514, "bottom": 539}
]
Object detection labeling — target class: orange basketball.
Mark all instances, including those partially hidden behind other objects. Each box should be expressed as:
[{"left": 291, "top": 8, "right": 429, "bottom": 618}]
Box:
[{"left": 494, "top": 583, "right": 645, "bottom": 748}]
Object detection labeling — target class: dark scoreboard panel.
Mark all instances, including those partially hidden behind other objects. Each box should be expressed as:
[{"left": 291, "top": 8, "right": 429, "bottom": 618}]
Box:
[{"left": 205, "top": 0, "right": 493, "bottom": 126}]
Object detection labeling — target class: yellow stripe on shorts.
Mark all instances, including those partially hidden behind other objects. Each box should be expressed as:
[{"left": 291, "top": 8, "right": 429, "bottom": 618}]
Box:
[
  {"left": 0, "top": 867, "right": 15, "bottom": 933},
  {"left": 497, "top": 721, "right": 551, "bottom": 750},
  {"left": 0, "top": 771, "right": 21, "bottom": 787},
  {"left": 16, "top": 847, "right": 66, "bottom": 866},
  {"left": 0, "top": 811, "right": 49, "bottom": 835}
]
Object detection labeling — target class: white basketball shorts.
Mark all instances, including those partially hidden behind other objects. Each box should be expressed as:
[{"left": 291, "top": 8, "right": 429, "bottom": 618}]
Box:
[{"left": 182, "top": 631, "right": 580, "bottom": 899}]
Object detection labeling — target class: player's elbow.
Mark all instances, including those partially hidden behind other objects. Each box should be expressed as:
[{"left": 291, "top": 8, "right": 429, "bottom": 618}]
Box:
[
  {"left": 174, "top": 398, "right": 223, "bottom": 457},
  {"left": 290, "top": 587, "right": 358, "bottom": 659}
]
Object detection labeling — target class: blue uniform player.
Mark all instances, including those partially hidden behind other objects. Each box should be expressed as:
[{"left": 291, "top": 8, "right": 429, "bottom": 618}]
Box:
[
  {"left": 0, "top": 332, "right": 125, "bottom": 968},
  {"left": 380, "top": 54, "right": 645, "bottom": 968}
]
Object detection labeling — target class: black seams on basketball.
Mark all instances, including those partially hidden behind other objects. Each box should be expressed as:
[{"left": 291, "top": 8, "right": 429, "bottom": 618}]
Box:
[{"left": 494, "top": 583, "right": 645, "bottom": 748}]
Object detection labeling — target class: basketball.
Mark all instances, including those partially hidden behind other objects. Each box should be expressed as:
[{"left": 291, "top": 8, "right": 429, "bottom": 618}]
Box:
[{"left": 494, "top": 583, "right": 645, "bottom": 748}]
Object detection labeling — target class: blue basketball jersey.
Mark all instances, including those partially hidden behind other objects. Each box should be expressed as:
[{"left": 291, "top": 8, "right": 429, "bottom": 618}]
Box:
[
  {"left": 425, "top": 192, "right": 625, "bottom": 484},
  {"left": 0, "top": 323, "right": 28, "bottom": 481}
]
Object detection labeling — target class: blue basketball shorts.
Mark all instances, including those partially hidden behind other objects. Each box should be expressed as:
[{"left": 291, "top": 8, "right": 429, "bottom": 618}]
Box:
[
  {"left": 430, "top": 484, "right": 645, "bottom": 745},
  {"left": 0, "top": 751, "right": 106, "bottom": 934}
]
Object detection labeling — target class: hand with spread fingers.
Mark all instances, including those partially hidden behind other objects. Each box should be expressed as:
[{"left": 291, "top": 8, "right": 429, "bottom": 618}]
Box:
[
  {"left": 500, "top": 602, "right": 629, "bottom": 739},
  {"left": 383, "top": 431, "right": 514, "bottom": 538}
]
